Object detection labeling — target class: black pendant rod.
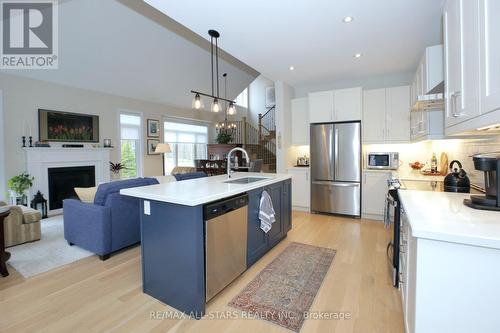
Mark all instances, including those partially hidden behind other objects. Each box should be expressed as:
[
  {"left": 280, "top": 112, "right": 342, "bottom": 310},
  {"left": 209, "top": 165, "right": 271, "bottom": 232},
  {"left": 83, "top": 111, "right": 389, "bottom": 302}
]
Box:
[
  {"left": 210, "top": 36, "right": 214, "bottom": 96},
  {"left": 223, "top": 73, "right": 228, "bottom": 122},
  {"left": 215, "top": 37, "right": 220, "bottom": 98}
]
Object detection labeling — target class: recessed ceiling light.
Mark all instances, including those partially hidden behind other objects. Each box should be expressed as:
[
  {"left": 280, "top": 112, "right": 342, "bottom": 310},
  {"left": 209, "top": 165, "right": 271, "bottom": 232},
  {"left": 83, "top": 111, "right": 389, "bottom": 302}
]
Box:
[
  {"left": 354, "top": 53, "right": 362, "bottom": 58},
  {"left": 289, "top": 66, "right": 295, "bottom": 71},
  {"left": 343, "top": 16, "right": 354, "bottom": 23}
]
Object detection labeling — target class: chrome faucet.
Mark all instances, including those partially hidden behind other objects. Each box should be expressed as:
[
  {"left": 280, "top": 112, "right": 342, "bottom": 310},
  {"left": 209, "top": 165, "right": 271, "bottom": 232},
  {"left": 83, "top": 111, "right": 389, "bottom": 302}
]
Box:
[{"left": 227, "top": 147, "right": 250, "bottom": 178}]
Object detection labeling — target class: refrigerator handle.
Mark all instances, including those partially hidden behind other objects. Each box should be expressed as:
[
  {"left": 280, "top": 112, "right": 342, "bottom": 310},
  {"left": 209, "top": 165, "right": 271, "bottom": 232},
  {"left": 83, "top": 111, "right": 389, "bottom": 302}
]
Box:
[{"left": 334, "top": 127, "right": 339, "bottom": 179}]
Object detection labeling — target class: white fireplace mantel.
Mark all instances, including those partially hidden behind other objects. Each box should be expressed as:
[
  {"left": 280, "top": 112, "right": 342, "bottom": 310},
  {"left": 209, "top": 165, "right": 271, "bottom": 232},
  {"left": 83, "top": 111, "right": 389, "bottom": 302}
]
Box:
[{"left": 24, "top": 147, "right": 111, "bottom": 215}]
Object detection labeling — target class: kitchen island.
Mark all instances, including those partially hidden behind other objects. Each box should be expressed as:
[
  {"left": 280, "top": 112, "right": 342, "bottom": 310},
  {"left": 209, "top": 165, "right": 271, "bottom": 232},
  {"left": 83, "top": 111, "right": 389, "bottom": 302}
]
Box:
[
  {"left": 397, "top": 190, "right": 500, "bottom": 333},
  {"left": 120, "top": 173, "right": 292, "bottom": 318}
]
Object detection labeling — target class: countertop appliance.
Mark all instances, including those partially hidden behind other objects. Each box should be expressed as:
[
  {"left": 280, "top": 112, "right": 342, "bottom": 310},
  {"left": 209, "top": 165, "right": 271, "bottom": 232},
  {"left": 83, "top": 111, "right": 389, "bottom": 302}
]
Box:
[
  {"left": 204, "top": 194, "right": 248, "bottom": 302},
  {"left": 444, "top": 160, "right": 471, "bottom": 193},
  {"left": 310, "top": 122, "right": 361, "bottom": 217},
  {"left": 296, "top": 156, "right": 309, "bottom": 167},
  {"left": 464, "top": 155, "right": 500, "bottom": 211},
  {"left": 366, "top": 152, "right": 399, "bottom": 170}
]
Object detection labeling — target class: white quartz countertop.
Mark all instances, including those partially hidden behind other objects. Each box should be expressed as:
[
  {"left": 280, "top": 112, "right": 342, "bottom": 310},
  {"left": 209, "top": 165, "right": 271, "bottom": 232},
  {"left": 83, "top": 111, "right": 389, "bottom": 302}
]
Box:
[
  {"left": 120, "top": 172, "right": 292, "bottom": 206},
  {"left": 398, "top": 190, "right": 500, "bottom": 249}
]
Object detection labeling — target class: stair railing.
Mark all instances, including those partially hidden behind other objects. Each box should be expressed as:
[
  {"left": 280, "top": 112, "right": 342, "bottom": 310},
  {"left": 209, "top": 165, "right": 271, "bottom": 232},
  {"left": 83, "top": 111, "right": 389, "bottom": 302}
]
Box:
[{"left": 258, "top": 105, "right": 275, "bottom": 141}]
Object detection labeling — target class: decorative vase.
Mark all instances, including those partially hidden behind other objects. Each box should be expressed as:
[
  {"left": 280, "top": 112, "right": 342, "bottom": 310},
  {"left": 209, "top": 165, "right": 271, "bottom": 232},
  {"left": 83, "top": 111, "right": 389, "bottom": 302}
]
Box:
[
  {"left": 10, "top": 191, "right": 27, "bottom": 206},
  {"left": 111, "top": 171, "right": 121, "bottom": 181}
]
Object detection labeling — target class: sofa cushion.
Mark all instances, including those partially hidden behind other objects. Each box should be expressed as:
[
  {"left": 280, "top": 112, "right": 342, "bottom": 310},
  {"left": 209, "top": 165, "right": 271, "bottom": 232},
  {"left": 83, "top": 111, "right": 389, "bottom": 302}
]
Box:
[
  {"left": 74, "top": 186, "right": 97, "bottom": 203},
  {"left": 154, "top": 175, "right": 177, "bottom": 183},
  {"left": 18, "top": 206, "right": 42, "bottom": 224},
  {"left": 173, "top": 172, "right": 207, "bottom": 181},
  {"left": 93, "top": 177, "right": 159, "bottom": 206}
]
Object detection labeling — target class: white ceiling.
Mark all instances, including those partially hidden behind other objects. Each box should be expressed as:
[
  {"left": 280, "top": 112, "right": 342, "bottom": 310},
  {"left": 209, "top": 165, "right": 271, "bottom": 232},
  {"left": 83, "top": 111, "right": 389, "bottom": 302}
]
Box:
[
  {"left": 144, "top": 0, "right": 445, "bottom": 86},
  {"left": 1, "top": 0, "right": 258, "bottom": 109}
]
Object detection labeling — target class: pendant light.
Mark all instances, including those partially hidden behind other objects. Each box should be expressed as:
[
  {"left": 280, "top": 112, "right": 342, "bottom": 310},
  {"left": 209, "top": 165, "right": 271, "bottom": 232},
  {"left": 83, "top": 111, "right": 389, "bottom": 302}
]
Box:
[
  {"left": 211, "top": 98, "right": 221, "bottom": 113},
  {"left": 190, "top": 30, "right": 236, "bottom": 112},
  {"left": 192, "top": 93, "right": 203, "bottom": 110},
  {"left": 227, "top": 102, "right": 236, "bottom": 115}
]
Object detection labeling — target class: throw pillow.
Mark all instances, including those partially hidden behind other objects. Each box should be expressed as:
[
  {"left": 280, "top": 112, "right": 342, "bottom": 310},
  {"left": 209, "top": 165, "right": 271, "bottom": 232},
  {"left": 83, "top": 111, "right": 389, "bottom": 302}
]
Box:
[{"left": 74, "top": 187, "right": 97, "bottom": 203}]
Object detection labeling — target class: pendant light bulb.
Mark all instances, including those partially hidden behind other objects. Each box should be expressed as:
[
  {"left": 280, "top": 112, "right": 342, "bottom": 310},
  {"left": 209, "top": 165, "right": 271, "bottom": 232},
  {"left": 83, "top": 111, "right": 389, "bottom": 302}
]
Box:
[
  {"left": 211, "top": 98, "right": 220, "bottom": 113},
  {"left": 227, "top": 102, "right": 236, "bottom": 116},
  {"left": 192, "top": 93, "right": 203, "bottom": 110}
]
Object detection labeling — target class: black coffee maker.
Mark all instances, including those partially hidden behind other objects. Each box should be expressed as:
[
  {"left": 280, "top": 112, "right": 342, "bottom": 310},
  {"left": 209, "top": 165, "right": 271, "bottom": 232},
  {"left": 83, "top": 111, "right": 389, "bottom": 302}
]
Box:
[{"left": 464, "top": 155, "right": 500, "bottom": 211}]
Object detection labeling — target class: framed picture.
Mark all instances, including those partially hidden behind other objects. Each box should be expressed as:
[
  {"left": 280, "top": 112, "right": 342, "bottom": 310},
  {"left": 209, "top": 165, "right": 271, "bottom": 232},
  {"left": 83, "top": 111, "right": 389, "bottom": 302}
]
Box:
[
  {"left": 147, "top": 139, "right": 160, "bottom": 155},
  {"left": 147, "top": 119, "right": 160, "bottom": 137},
  {"left": 38, "top": 109, "right": 99, "bottom": 142},
  {"left": 265, "top": 87, "right": 275, "bottom": 107}
]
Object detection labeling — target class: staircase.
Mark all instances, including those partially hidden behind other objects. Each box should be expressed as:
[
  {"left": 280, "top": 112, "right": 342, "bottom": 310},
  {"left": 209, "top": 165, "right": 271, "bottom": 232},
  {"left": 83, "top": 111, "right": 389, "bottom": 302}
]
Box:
[{"left": 221, "top": 105, "right": 277, "bottom": 173}]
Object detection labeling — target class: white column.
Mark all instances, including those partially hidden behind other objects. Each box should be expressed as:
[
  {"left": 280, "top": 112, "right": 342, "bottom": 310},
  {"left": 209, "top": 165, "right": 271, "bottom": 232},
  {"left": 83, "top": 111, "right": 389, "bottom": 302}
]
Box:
[{"left": 274, "top": 81, "right": 295, "bottom": 173}]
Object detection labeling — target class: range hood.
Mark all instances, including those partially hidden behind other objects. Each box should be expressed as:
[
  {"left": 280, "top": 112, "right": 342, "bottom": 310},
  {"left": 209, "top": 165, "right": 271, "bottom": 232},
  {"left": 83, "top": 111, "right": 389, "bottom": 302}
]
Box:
[
  {"left": 411, "top": 45, "right": 444, "bottom": 111},
  {"left": 412, "top": 93, "right": 444, "bottom": 111}
]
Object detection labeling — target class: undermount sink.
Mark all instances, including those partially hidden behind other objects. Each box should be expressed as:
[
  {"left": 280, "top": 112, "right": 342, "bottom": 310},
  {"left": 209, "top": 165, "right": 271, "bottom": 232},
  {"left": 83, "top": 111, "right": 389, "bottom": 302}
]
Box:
[{"left": 223, "top": 177, "right": 269, "bottom": 185}]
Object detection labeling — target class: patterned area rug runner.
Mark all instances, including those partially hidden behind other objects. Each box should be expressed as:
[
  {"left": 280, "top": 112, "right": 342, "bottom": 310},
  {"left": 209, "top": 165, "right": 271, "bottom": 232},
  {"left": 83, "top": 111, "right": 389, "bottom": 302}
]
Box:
[{"left": 229, "top": 242, "right": 336, "bottom": 332}]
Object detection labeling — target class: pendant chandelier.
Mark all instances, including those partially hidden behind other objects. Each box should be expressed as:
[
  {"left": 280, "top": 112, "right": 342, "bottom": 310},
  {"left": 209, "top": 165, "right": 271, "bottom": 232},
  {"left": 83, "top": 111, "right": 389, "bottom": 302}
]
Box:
[
  {"left": 191, "top": 30, "right": 237, "bottom": 115},
  {"left": 215, "top": 73, "right": 237, "bottom": 134}
]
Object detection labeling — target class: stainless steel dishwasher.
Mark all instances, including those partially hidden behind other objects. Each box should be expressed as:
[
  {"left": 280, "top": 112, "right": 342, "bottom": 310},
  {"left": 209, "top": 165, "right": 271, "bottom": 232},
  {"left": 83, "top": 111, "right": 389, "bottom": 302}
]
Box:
[{"left": 204, "top": 194, "right": 248, "bottom": 302}]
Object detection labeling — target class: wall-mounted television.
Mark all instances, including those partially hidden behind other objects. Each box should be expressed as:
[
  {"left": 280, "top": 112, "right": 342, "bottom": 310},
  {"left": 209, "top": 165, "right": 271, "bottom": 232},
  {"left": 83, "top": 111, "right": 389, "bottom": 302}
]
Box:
[{"left": 38, "top": 109, "right": 99, "bottom": 143}]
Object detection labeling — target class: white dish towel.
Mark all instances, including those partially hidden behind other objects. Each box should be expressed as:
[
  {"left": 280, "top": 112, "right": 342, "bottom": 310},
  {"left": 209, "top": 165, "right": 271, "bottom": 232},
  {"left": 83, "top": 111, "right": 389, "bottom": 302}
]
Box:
[{"left": 259, "top": 190, "right": 276, "bottom": 233}]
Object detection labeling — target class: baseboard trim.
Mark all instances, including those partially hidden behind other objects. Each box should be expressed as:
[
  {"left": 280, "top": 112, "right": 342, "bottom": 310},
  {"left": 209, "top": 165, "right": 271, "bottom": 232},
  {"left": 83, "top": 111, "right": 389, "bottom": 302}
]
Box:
[{"left": 362, "top": 213, "right": 384, "bottom": 222}]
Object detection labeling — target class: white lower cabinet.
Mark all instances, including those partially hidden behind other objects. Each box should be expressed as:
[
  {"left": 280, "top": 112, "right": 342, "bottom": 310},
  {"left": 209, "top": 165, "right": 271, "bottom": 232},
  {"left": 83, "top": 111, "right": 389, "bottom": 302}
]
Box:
[
  {"left": 286, "top": 168, "right": 310, "bottom": 210},
  {"left": 400, "top": 201, "right": 500, "bottom": 333},
  {"left": 362, "top": 171, "right": 391, "bottom": 220}
]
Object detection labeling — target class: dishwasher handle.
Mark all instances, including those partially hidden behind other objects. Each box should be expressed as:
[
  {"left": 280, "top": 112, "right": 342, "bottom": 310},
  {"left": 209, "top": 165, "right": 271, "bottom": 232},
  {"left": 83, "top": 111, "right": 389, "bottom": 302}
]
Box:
[{"left": 204, "top": 194, "right": 249, "bottom": 220}]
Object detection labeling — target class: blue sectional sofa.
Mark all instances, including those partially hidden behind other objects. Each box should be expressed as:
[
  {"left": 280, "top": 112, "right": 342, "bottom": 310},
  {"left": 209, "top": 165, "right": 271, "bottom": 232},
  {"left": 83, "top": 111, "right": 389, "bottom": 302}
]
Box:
[{"left": 63, "top": 177, "right": 159, "bottom": 260}]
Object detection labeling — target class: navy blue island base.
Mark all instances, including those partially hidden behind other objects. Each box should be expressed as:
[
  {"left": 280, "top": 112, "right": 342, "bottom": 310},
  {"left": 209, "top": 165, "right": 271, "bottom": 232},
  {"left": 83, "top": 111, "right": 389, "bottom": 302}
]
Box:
[{"left": 139, "top": 179, "right": 292, "bottom": 318}]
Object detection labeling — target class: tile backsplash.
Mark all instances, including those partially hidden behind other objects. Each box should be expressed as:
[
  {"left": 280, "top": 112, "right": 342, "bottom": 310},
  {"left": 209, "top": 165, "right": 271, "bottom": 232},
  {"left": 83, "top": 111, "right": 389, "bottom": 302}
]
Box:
[{"left": 364, "top": 135, "right": 500, "bottom": 186}]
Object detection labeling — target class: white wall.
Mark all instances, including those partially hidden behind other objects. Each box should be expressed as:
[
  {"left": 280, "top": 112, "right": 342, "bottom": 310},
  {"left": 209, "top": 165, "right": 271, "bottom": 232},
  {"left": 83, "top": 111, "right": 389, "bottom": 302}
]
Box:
[
  {"left": 275, "top": 81, "right": 295, "bottom": 173},
  {"left": 294, "top": 72, "right": 413, "bottom": 98},
  {"left": 247, "top": 75, "right": 275, "bottom": 126},
  {"left": 0, "top": 73, "right": 226, "bottom": 195},
  {"left": 0, "top": 90, "right": 5, "bottom": 201}
]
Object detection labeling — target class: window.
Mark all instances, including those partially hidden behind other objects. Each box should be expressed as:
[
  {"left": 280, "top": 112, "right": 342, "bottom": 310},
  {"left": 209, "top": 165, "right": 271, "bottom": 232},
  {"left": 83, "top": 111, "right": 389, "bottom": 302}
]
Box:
[
  {"left": 120, "top": 112, "right": 142, "bottom": 178},
  {"left": 163, "top": 120, "right": 208, "bottom": 175},
  {"left": 235, "top": 88, "right": 248, "bottom": 108}
]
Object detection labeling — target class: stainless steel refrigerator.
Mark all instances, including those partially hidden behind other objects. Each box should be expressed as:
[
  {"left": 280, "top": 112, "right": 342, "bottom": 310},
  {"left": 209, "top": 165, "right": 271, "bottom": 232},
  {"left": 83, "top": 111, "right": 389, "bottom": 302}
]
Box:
[{"left": 310, "top": 122, "right": 361, "bottom": 217}]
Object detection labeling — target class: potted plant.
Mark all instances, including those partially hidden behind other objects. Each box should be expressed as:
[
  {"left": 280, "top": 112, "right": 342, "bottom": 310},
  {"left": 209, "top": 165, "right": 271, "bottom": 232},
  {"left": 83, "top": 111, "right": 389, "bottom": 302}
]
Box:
[
  {"left": 216, "top": 132, "right": 233, "bottom": 144},
  {"left": 7, "top": 172, "right": 34, "bottom": 206},
  {"left": 110, "top": 162, "right": 126, "bottom": 180}
]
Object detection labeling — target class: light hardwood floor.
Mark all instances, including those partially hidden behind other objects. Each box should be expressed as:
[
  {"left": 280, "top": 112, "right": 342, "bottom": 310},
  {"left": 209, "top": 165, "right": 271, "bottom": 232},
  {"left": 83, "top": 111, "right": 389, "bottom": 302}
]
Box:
[{"left": 0, "top": 212, "right": 404, "bottom": 332}]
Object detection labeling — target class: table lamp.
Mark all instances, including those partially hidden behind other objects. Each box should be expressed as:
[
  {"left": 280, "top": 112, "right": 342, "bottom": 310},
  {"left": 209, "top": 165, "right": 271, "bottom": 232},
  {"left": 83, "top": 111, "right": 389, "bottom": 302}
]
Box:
[{"left": 155, "top": 143, "right": 171, "bottom": 175}]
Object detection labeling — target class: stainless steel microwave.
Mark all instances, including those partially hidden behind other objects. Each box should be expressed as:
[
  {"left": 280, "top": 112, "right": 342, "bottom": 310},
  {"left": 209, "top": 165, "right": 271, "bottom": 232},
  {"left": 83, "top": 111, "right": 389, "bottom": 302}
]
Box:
[{"left": 366, "top": 152, "right": 399, "bottom": 170}]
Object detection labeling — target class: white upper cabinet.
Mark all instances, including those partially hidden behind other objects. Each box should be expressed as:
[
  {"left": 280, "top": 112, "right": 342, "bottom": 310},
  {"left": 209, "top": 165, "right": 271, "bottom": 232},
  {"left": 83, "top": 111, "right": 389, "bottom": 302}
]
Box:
[
  {"left": 422, "top": 45, "right": 444, "bottom": 94},
  {"left": 308, "top": 87, "right": 362, "bottom": 123},
  {"left": 386, "top": 86, "right": 411, "bottom": 142},
  {"left": 444, "top": 0, "right": 482, "bottom": 130},
  {"left": 334, "top": 87, "right": 362, "bottom": 122},
  {"left": 362, "top": 86, "right": 410, "bottom": 143},
  {"left": 291, "top": 98, "right": 309, "bottom": 145},
  {"left": 308, "top": 91, "right": 334, "bottom": 123},
  {"left": 363, "top": 89, "right": 386, "bottom": 142},
  {"left": 479, "top": 0, "right": 500, "bottom": 115}
]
